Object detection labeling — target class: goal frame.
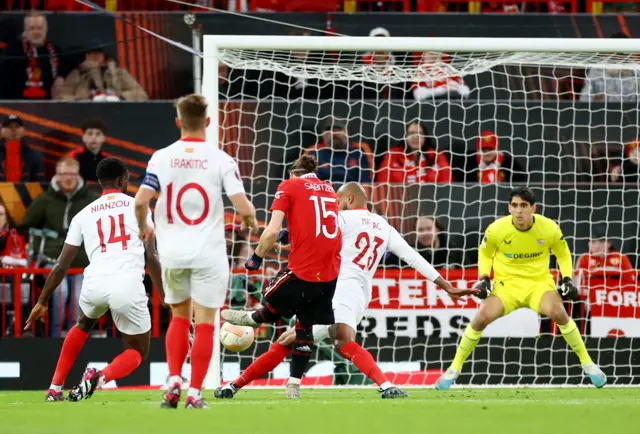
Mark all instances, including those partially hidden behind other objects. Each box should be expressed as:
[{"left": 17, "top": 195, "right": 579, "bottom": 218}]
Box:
[{"left": 202, "top": 35, "right": 640, "bottom": 390}]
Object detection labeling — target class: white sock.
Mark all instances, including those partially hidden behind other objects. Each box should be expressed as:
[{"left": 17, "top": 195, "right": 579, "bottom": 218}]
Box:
[
  {"left": 379, "top": 381, "right": 393, "bottom": 391},
  {"left": 168, "top": 375, "right": 183, "bottom": 386},
  {"left": 287, "top": 377, "right": 301, "bottom": 386},
  {"left": 187, "top": 387, "right": 201, "bottom": 398},
  {"left": 49, "top": 384, "right": 63, "bottom": 393}
]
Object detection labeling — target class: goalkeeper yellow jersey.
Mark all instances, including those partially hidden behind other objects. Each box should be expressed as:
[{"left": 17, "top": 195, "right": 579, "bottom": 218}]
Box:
[{"left": 478, "top": 214, "right": 573, "bottom": 282}]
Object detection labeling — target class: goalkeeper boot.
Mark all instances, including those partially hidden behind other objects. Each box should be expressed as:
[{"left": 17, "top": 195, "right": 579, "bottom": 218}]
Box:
[
  {"left": 435, "top": 367, "right": 460, "bottom": 391},
  {"left": 380, "top": 386, "right": 408, "bottom": 399},
  {"left": 68, "top": 368, "right": 104, "bottom": 402},
  {"left": 160, "top": 376, "right": 182, "bottom": 409},
  {"left": 221, "top": 309, "right": 259, "bottom": 327},
  {"left": 583, "top": 364, "right": 607, "bottom": 388},
  {"left": 45, "top": 389, "right": 65, "bottom": 402},
  {"left": 214, "top": 382, "right": 238, "bottom": 399},
  {"left": 286, "top": 383, "right": 300, "bottom": 400}
]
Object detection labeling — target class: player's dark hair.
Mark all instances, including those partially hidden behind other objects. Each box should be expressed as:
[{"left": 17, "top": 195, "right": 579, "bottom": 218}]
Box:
[
  {"left": 290, "top": 154, "right": 319, "bottom": 177},
  {"left": 96, "top": 157, "right": 128, "bottom": 185},
  {"left": 81, "top": 118, "right": 108, "bottom": 135},
  {"left": 509, "top": 187, "right": 536, "bottom": 205}
]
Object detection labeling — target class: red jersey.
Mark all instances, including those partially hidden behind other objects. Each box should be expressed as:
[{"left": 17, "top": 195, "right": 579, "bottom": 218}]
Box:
[
  {"left": 376, "top": 147, "right": 453, "bottom": 184},
  {"left": 576, "top": 250, "right": 635, "bottom": 281},
  {"left": 270, "top": 173, "right": 341, "bottom": 282}
]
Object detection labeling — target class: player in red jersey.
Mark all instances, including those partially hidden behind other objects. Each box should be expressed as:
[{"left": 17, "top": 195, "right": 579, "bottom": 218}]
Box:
[{"left": 222, "top": 154, "right": 341, "bottom": 399}]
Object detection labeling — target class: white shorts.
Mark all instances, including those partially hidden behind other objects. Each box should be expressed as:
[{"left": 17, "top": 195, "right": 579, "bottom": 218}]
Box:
[
  {"left": 163, "top": 264, "right": 229, "bottom": 309},
  {"left": 313, "top": 278, "right": 367, "bottom": 342},
  {"left": 79, "top": 274, "right": 151, "bottom": 336}
]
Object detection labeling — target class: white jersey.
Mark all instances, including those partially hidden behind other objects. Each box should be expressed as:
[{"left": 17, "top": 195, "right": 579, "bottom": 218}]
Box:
[
  {"left": 66, "top": 190, "right": 152, "bottom": 279},
  {"left": 141, "top": 138, "right": 245, "bottom": 269},
  {"left": 337, "top": 209, "right": 441, "bottom": 301}
]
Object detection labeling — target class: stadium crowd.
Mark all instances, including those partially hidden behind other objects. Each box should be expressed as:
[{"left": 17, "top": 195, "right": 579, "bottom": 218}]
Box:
[{"left": 0, "top": 4, "right": 639, "bottom": 339}]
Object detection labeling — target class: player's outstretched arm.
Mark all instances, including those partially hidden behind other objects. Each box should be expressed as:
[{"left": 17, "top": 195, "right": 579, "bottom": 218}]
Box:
[
  {"left": 144, "top": 236, "right": 165, "bottom": 305},
  {"left": 245, "top": 211, "right": 285, "bottom": 270},
  {"left": 387, "top": 228, "right": 479, "bottom": 299},
  {"left": 25, "top": 243, "right": 80, "bottom": 329},
  {"left": 229, "top": 192, "right": 258, "bottom": 232}
]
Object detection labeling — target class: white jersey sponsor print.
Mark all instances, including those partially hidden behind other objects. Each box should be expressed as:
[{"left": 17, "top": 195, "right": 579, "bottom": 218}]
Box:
[
  {"left": 65, "top": 190, "right": 151, "bottom": 279},
  {"left": 140, "top": 138, "right": 245, "bottom": 269}
]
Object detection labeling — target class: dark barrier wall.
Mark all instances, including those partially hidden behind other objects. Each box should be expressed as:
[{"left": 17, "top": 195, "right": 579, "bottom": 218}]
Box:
[{"left": 0, "top": 337, "right": 638, "bottom": 389}]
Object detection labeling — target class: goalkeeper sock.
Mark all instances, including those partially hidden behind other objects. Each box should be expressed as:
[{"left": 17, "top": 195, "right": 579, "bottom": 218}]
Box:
[
  {"left": 339, "top": 341, "right": 388, "bottom": 387},
  {"left": 234, "top": 342, "right": 291, "bottom": 389},
  {"left": 559, "top": 319, "right": 593, "bottom": 365},
  {"left": 189, "top": 323, "right": 214, "bottom": 390},
  {"left": 451, "top": 325, "right": 483, "bottom": 371},
  {"left": 102, "top": 349, "right": 142, "bottom": 383},
  {"left": 51, "top": 326, "right": 89, "bottom": 386},
  {"left": 165, "top": 316, "right": 191, "bottom": 377}
]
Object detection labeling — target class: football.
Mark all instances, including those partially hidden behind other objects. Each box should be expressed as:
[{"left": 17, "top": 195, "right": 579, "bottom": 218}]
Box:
[{"left": 220, "top": 321, "right": 255, "bottom": 352}]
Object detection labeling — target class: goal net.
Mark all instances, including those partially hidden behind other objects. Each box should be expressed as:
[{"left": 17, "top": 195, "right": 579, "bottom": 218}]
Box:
[{"left": 205, "top": 36, "right": 640, "bottom": 388}]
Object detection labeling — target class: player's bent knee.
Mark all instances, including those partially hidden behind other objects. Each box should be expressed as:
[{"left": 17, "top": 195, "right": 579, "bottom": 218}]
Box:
[
  {"left": 170, "top": 298, "right": 192, "bottom": 321},
  {"left": 193, "top": 303, "right": 216, "bottom": 324},
  {"left": 277, "top": 329, "right": 296, "bottom": 347}
]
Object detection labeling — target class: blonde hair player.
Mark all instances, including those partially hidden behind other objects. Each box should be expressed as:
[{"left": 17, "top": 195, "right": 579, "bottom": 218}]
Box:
[
  {"left": 436, "top": 187, "right": 606, "bottom": 390},
  {"left": 134, "top": 94, "right": 257, "bottom": 409}
]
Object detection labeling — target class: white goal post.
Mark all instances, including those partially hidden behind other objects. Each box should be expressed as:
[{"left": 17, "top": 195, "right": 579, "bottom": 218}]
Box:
[{"left": 202, "top": 35, "right": 640, "bottom": 389}]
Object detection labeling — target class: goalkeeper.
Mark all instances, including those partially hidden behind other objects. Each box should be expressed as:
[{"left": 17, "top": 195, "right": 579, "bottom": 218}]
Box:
[{"left": 436, "top": 187, "right": 606, "bottom": 390}]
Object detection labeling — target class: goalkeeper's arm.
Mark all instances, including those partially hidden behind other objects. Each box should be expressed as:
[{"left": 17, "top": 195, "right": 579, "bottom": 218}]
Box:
[{"left": 387, "top": 227, "right": 479, "bottom": 299}]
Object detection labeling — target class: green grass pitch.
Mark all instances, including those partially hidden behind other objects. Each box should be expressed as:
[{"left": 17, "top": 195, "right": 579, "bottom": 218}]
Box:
[{"left": 1, "top": 388, "right": 639, "bottom": 434}]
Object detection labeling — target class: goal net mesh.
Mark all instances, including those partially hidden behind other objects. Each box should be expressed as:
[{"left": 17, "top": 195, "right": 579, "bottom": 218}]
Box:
[{"left": 211, "top": 45, "right": 640, "bottom": 387}]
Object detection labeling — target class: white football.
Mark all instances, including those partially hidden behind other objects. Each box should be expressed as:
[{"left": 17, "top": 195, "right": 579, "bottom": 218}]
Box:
[{"left": 220, "top": 322, "right": 255, "bottom": 352}]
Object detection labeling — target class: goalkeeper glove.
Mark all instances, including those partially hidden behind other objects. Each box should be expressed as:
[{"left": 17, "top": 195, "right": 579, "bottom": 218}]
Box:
[
  {"left": 474, "top": 276, "right": 492, "bottom": 300},
  {"left": 558, "top": 277, "right": 579, "bottom": 301},
  {"left": 245, "top": 253, "right": 263, "bottom": 271},
  {"left": 278, "top": 229, "right": 289, "bottom": 245}
]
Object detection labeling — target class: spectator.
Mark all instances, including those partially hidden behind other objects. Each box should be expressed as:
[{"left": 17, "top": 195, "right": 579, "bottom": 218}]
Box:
[
  {"left": 352, "top": 27, "right": 404, "bottom": 100},
  {"left": 376, "top": 121, "right": 452, "bottom": 184},
  {"left": 0, "top": 201, "right": 28, "bottom": 335},
  {"left": 67, "top": 118, "right": 109, "bottom": 183},
  {"left": 385, "top": 216, "right": 463, "bottom": 268},
  {"left": 20, "top": 157, "right": 99, "bottom": 336},
  {"left": 0, "top": 11, "right": 66, "bottom": 100},
  {"left": 579, "top": 33, "right": 640, "bottom": 103},
  {"left": 0, "top": 115, "right": 45, "bottom": 182},
  {"left": 306, "top": 118, "right": 373, "bottom": 184},
  {"left": 412, "top": 51, "right": 470, "bottom": 102},
  {"left": 57, "top": 45, "right": 148, "bottom": 101},
  {"left": 610, "top": 139, "right": 639, "bottom": 185},
  {"left": 576, "top": 226, "right": 635, "bottom": 281},
  {"left": 456, "top": 130, "right": 526, "bottom": 184}
]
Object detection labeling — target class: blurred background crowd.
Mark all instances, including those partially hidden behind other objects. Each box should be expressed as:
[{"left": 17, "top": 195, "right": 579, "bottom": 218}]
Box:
[{"left": 0, "top": 1, "right": 638, "bottom": 339}]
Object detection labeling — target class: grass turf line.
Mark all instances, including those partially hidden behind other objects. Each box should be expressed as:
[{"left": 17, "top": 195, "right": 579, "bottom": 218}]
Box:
[{"left": 0, "top": 388, "right": 638, "bottom": 434}]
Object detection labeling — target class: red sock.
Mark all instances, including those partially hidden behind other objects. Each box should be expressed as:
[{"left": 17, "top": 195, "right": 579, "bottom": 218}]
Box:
[
  {"left": 234, "top": 342, "right": 291, "bottom": 389},
  {"left": 51, "top": 326, "right": 89, "bottom": 386},
  {"left": 189, "top": 323, "right": 214, "bottom": 390},
  {"left": 102, "top": 349, "right": 142, "bottom": 383},
  {"left": 339, "top": 341, "right": 388, "bottom": 387},
  {"left": 166, "top": 317, "right": 191, "bottom": 377}
]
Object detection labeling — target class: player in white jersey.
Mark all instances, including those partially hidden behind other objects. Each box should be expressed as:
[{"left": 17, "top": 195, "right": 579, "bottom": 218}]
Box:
[
  {"left": 133, "top": 94, "right": 258, "bottom": 409},
  {"left": 25, "top": 158, "right": 164, "bottom": 402},
  {"left": 216, "top": 182, "right": 479, "bottom": 399}
]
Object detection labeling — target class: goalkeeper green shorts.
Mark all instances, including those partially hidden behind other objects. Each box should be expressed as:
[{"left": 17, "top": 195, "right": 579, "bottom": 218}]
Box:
[{"left": 492, "top": 276, "right": 556, "bottom": 316}]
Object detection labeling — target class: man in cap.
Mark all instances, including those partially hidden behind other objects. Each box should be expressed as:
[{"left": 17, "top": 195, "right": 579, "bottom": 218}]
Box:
[{"left": 0, "top": 115, "right": 45, "bottom": 182}]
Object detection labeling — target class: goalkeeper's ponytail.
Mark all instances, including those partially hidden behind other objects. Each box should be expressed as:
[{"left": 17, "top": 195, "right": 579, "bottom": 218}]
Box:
[{"left": 290, "top": 154, "right": 319, "bottom": 177}]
